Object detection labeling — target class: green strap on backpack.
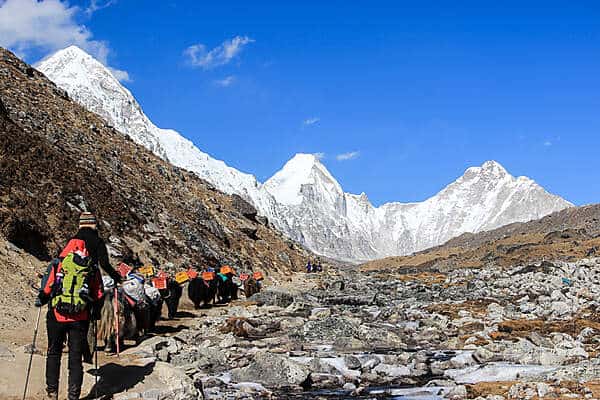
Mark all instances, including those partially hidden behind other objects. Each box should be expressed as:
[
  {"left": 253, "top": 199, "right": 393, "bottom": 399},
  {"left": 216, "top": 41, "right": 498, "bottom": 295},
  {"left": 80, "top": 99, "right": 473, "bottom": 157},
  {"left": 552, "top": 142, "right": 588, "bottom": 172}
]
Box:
[{"left": 51, "top": 253, "right": 92, "bottom": 315}]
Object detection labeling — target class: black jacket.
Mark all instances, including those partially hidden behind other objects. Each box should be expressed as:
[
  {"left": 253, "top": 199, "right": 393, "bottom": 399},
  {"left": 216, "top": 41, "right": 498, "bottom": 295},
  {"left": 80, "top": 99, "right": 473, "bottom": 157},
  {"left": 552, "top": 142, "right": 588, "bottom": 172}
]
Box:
[{"left": 73, "top": 227, "right": 121, "bottom": 283}]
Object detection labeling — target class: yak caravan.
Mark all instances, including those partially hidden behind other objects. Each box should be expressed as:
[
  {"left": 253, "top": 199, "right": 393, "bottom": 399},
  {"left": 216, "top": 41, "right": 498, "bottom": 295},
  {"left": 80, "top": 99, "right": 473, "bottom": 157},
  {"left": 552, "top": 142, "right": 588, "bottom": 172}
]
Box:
[{"left": 26, "top": 213, "right": 266, "bottom": 400}]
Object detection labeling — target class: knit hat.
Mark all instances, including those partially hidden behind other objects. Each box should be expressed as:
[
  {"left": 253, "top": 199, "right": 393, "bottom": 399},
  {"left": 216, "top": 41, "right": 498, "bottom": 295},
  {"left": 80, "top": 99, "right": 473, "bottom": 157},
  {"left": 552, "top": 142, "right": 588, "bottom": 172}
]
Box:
[{"left": 79, "top": 212, "right": 97, "bottom": 228}]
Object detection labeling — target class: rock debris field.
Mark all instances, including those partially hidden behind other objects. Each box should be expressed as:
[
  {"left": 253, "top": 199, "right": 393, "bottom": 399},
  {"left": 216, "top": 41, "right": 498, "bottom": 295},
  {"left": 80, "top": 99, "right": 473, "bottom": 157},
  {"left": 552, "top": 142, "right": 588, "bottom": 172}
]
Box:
[{"left": 74, "top": 257, "right": 600, "bottom": 400}]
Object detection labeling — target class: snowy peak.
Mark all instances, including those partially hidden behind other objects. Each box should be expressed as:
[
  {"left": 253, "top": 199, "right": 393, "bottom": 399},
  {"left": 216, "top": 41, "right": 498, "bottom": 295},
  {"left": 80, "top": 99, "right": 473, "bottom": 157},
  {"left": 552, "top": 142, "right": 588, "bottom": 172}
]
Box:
[
  {"left": 460, "top": 160, "right": 509, "bottom": 182},
  {"left": 37, "top": 46, "right": 267, "bottom": 208},
  {"left": 264, "top": 153, "right": 343, "bottom": 206},
  {"left": 37, "top": 45, "right": 170, "bottom": 159},
  {"left": 37, "top": 45, "right": 122, "bottom": 96}
]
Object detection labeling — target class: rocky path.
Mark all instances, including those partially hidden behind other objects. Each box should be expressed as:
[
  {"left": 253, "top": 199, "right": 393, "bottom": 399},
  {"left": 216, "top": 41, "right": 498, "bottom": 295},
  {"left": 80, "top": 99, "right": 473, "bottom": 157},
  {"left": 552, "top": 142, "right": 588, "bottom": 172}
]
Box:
[{"left": 5, "top": 258, "right": 600, "bottom": 399}]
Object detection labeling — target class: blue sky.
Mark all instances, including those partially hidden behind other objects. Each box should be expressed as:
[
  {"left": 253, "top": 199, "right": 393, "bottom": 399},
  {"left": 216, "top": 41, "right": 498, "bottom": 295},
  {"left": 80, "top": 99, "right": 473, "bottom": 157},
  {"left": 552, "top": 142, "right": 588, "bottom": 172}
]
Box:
[{"left": 2, "top": 1, "right": 599, "bottom": 206}]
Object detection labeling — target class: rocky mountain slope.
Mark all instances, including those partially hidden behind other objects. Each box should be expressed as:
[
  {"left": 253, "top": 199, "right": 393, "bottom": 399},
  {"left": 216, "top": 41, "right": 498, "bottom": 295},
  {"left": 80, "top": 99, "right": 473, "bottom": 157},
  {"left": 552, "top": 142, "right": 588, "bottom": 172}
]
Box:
[
  {"left": 37, "top": 46, "right": 572, "bottom": 262},
  {"left": 0, "top": 46, "right": 310, "bottom": 277}
]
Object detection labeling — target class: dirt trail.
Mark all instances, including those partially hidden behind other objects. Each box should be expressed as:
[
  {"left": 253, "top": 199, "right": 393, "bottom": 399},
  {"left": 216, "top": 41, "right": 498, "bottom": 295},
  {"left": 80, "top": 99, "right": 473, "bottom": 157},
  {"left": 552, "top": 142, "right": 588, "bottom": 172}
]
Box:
[
  {"left": 0, "top": 298, "right": 199, "bottom": 399},
  {"left": 0, "top": 272, "right": 319, "bottom": 400}
]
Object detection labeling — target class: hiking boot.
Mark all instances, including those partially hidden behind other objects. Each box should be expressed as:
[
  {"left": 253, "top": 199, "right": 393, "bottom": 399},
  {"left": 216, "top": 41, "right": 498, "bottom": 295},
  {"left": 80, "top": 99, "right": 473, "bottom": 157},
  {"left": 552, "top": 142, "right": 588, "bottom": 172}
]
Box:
[
  {"left": 46, "top": 391, "right": 58, "bottom": 400},
  {"left": 68, "top": 385, "right": 81, "bottom": 400}
]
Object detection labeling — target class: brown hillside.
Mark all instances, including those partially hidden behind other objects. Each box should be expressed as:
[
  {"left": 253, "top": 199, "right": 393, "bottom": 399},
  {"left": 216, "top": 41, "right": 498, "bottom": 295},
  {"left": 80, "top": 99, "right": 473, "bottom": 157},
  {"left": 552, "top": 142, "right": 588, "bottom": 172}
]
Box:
[
  {"left": 362, "top": 205, "right": 600, "bottom": 272},
  {"left": 0, "top": 47, "right": 310, "bottom": 276}
]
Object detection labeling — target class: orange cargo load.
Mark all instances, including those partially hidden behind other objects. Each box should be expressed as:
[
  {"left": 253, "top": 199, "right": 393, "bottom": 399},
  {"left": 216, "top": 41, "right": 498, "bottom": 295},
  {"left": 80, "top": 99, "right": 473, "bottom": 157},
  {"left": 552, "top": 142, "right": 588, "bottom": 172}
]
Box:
[
  {"left": 202, "top": 271, "right": 216, "bottom": 281},
  {"left": 152, "top": 277, "right": 167, "bottom": 290},
  {"left": 253, "top": 271, "right": 264, "bottom": 281},
  {"left": 118, "top": 262, "right": 132, "bottom": 278},
  {"left": 220, "top": 265, "right": 233, "bottom": 275},
  {"left": 156, "top": 270, "right": 169, "bottom": 279},
  {"left": 187, "top": 268, "right": 198, "bottom": 279}
]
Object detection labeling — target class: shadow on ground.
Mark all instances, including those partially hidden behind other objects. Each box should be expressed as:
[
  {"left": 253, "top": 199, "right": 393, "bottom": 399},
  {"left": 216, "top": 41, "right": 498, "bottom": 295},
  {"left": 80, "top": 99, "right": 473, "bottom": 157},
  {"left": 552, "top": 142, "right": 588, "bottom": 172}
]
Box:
[
  {"left": 174, "top": 311, "right": 197, "bottom": 319},
  {"left": 83, "top": 362, "right": 154, "bottom": 399},
  {"left": 152, "top": 324, "right": 188, "bottom": 335}
]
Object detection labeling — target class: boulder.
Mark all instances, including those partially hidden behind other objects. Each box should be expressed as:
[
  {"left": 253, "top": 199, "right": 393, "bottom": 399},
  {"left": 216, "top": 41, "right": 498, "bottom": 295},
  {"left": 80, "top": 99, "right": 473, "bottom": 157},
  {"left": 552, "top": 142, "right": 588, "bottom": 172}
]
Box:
[
  {"left": 231, "top": 194, "right": 258, "bottom": 221},
  {"left": 230, "top": 351, "right": 309, "bottom": 387},
  {"left": 251, "top": 290, "right": 295, "bottom": 308}
]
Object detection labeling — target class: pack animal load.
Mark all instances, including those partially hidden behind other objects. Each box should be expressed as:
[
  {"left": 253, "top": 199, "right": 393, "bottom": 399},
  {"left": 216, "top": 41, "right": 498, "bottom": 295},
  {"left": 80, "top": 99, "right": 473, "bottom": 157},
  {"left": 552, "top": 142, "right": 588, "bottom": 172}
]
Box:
[
  {"left": 239, "top": 273, "right": 250, "bottom": 281},
  {"left": 102, "top": 276, "right": 115, "bottom": 293},
  {"left": 253, "top": 271, "right": 264, "bottom": 281},
  {"left": 220, "top": 265, "right": 234, "bottom": 275},
  {"left": 152, "top": 276, "right": 168, "bottom": 290},
  {"left": 138, "top": 266, "right": 154, "bottom": 277},
  {"left": 202, "top": 271, "right": 216, "bottom": 281},
  {"left": 51, "top": 239, "right": 93, "bottom": 315},
  {"left": 118, "top": 262, "right": 132, "bottom": 278},
  {"left": 122, "top": 274, "right": 146, "bottom": 304},
  {"left": 144, "top": 283, "right": 162, "bottom": 306},
  {"left": 175, "top": 271, "right": 190, "bottom": 284},
  {"left": 187, "top": 268, "right": 198, "bottom": 280}
]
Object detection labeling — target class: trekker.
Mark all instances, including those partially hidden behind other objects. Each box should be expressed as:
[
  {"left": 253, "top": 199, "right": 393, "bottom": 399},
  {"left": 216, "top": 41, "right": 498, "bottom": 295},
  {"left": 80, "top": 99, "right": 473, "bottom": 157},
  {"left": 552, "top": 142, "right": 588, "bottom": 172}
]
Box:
[
  {"left": 306, "top": 260, "right": 313, "bottom": 273},
  {"left": 67, "top": 212, "right": 122, "bottom": 284},
  {"left": 35, "top": 212, "right": 119, "bottom": 400}
]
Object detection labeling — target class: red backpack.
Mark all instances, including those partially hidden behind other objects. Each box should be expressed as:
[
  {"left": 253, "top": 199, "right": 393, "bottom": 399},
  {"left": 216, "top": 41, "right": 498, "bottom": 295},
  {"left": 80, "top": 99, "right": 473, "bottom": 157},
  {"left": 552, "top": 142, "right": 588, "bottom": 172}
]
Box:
[{"left": 59, "top": 239, "right": 89, "bottom": 259}]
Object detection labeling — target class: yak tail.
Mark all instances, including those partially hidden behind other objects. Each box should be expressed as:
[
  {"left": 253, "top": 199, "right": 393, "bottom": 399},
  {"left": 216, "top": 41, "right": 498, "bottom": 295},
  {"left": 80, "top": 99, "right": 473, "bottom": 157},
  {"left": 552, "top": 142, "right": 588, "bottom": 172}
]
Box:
[{"left": 97, "top": 294, "right": 115, "bottom": 342}]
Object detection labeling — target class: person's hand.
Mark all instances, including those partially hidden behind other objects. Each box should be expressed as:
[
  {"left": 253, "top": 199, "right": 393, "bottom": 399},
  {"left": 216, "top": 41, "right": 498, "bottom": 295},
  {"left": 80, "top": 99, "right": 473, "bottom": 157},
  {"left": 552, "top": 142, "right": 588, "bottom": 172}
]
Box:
[
  {"left": 34, "top": 297, "right": 43, "bottom": 307},
  {"left": 112, "top": 273, "right": 122, "bottom": 285}
]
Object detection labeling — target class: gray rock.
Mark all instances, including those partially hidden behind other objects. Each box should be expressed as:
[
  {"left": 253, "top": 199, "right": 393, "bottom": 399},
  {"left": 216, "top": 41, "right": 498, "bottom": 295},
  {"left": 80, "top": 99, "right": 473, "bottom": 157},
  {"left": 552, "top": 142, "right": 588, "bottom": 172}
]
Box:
[
  {"left": 0, "top": 344, "right": 15, "bottom": 361},
  {"left": 230, "top": 351, "right": 309, "bottom": 387},
  {"left": 344, "top": 355, "right": 362, "bottom": 370},
  {"left": 231, "top": 194, "right": 257, "bottom": 221},
  {"left": 292, "top": 316, "right": 360, "bottom": 342},
  {"left": 251, "top": 290, "right": 295, "bottom": 308}
]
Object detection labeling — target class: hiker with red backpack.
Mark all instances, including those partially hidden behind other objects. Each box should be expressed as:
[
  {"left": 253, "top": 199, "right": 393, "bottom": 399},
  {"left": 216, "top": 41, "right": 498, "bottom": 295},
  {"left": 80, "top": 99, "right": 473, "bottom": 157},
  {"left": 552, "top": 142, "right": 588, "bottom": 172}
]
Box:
[{"left": 34, "top": 212, "right": 121, "bottom": 400}]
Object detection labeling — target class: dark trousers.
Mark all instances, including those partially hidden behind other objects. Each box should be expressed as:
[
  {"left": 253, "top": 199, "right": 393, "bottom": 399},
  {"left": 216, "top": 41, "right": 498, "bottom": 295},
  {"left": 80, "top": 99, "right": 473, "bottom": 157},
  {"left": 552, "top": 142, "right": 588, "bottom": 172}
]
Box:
[{"left": 46, "top": 311, "right": 88, "bottom": 400}]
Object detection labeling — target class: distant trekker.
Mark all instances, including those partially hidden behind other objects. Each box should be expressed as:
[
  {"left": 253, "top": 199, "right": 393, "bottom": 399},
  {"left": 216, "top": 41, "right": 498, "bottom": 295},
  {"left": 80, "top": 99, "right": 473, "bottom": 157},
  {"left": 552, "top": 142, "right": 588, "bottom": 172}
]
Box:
[
  {"left": 35, "top": 212, "right": 120, "bottom": 400},
  {"left": 306, "top": 260, "right": 313, "bottom": 273}
]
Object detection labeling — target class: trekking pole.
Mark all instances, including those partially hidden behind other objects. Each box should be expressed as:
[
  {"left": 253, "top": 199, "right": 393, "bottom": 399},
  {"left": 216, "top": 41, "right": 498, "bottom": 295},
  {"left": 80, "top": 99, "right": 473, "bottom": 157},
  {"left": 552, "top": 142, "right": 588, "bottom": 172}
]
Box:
[
  {"left": 114, "top": 288, "right": 120, "bottom": 356},
  {"left": 22, "top": 306, "right": 42, "bottom": 400},
  {"left": 93, "top": 319, "right": 99, "bottom": 399}
]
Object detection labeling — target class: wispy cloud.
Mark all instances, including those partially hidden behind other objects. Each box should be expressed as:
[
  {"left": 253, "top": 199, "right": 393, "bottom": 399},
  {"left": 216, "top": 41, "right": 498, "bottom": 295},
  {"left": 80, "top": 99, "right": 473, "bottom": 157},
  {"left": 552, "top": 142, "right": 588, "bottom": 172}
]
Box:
[
  {"left": 109, "top": 67, "right": 130, "bottom": 82},
  {"left": 0, "top": 0, "right": 129, "bottom": 82},
  {"left": 303, "top": 117, "right": 320, "bottom": 126},
  {"left": 214, "top": 75, "right": 235, "bottom": 87},
  {"left": 543, "top": 140, "right": 552, "bottom": 147},
  {"left": 336, "top": 151, "right": 360, "bottom": 161},
  {"left": 184, "top": 36, "right": 254, "bottom": 69},
  {"left": 85, "top": 0, "right": 117, "bottom": 16},
  {"left": 313, "top": 152, "right": 325, "bottom": 160}
]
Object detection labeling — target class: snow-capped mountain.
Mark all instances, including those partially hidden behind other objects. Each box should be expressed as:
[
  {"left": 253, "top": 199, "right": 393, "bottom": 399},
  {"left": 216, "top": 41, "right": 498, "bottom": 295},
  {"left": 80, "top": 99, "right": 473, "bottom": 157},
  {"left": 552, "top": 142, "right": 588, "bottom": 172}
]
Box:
[
  {"left": 35, "top": 46, "right": 268, "bottom": 208},
  {"left": 37, "top": 46, "right": 573, "bottom": 262},
  {"left": 262, "top": 154, "right": 571, "bottom": 261}
]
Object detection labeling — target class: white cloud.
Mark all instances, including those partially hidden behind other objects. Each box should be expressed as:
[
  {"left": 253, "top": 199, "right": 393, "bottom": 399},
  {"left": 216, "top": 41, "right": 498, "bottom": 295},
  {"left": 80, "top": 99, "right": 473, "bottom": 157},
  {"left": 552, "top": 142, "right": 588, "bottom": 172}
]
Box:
[
  {"left": 543, "top": 140, "right": 552, "bottom": 147},
  {"left": 336, "top": 151, "right": 360, "bottom": 161},
  {"left": 214, "top": 75, "right": 235, "bottom": 87},
  {"left": 0, "top": 0, "right": 129, "bottom": 82},
  {"left": 313, "top": 152, "right": 325, "bottom": 160},
  {"left": 303, "top": 117, "right": 320, "bottom": 126},
  {"left": 109, "top": 67, "right": 130, "bottom": 82},
  {"left": 185, "top": 36, "right": 254, "bottom": 69},
  {"left": 85, "top": 0, "right": 117, "bottom": 16}
]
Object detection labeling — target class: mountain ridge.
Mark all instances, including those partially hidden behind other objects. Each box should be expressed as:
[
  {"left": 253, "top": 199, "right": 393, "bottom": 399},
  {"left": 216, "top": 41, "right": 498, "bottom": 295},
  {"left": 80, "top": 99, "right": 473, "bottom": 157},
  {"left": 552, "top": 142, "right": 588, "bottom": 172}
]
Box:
[
  {"left": 0, "top": 46, "right": 310, "bottom": 277},
  {"left": 36, "top": 46, "right": 573, "bottom": 262}
]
